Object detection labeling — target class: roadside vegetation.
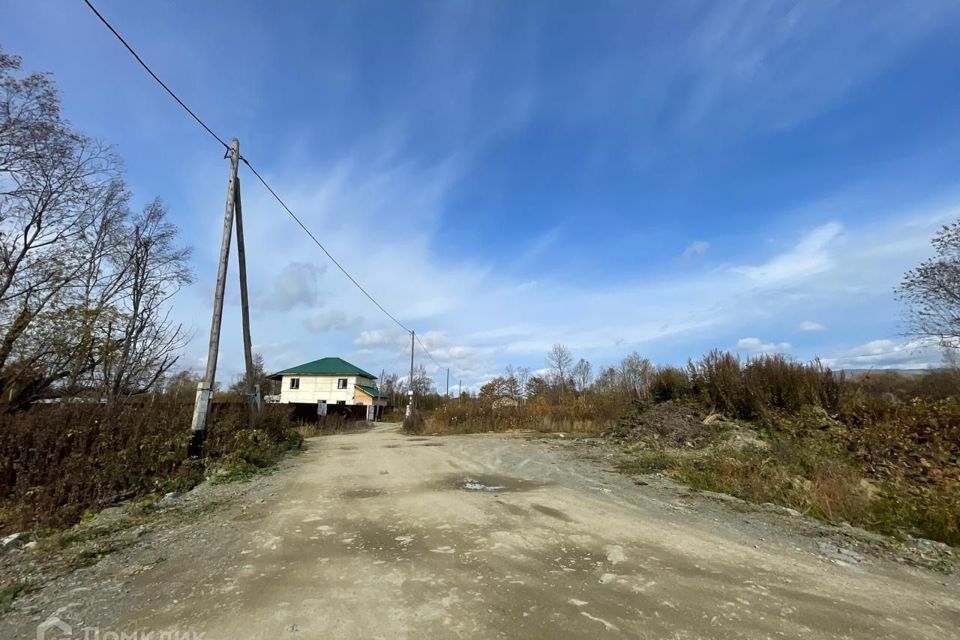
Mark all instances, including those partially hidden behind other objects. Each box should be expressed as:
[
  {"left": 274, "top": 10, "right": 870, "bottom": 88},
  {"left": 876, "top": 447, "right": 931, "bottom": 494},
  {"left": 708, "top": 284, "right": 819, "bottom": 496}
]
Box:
[
  {"left": 0, "top": 50, "right": 306, "bottom": 535},
  {"left": 403, "top": 220, "right": 960, "bottom": 547},
  {"left": 416, "top": 351, "right": 960, "bottom": 546},
  {"left": 0, "top": 400, "right": 303, "bottom": 532}
]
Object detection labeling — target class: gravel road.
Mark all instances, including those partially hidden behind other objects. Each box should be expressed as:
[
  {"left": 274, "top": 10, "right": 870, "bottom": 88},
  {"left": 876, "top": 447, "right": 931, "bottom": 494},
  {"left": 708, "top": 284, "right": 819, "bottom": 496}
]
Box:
[{"left": 3, "top": 423, "right": 958, "bottom": 639}]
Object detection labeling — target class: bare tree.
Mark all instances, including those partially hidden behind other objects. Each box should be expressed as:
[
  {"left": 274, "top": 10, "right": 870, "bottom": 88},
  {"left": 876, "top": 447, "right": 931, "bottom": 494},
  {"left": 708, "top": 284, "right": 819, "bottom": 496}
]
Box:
[
  {"left": 513, "top": 365, "right": 530, "bottom": 403},
  {"left": 546, "top": 343, "right": 573, "bottom": 393},
  {"left": 897, "top": 220, "right": 960, "bottom": 349},
  {"left": 571, "top": 358, "right": 592, "bottom": 392},
  {"left": 0, "top": 48, "right": 191, "bottom": 409},
  {"left": 98, "top": 199, "right": 192, "bottom": 396},
  {"left": 618, "top": 352, "right": 653, "bottom": 399},
  {"left": 409, "top": 363, "right": 435, "bottom": 397},
  {"left": 593, "top": 366, "right": 618, "bottom": 393}
]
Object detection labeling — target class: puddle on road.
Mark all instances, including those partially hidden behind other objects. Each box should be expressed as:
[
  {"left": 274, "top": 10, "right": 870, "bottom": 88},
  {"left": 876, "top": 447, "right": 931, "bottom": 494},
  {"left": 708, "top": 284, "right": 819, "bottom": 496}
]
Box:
[
  {"left": 435, "top": 473, "right": 544, "bottom": 493},
  {"left": 340, "top": 488, "right": 385, "bottom": 499},
  {"left": 531, "top": 503, "right": 573, "bottom": 521}
]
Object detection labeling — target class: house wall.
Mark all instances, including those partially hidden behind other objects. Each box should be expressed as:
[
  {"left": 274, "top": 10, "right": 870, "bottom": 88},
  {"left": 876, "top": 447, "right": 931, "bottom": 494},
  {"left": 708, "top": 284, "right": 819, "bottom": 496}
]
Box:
[
  {"left": 278, "top": 374, "right": 377, "bottom": 405},
  {"left": 353, "top": 391, "right": 389, "bottom": 407}
]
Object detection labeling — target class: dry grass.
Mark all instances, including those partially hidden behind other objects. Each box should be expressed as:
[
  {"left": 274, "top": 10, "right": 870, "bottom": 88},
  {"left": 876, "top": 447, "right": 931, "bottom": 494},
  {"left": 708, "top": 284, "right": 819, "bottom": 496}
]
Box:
[{"left": 424, "top": 397, "right": 616, "bottom": 435}]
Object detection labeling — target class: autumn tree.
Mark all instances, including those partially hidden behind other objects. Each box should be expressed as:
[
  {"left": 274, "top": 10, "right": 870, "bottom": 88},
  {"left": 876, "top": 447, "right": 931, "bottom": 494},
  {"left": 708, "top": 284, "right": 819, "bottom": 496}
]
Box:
[
  {"left": 0, "top": 48, "right": 190, "bottom": 409},
  {"left": 898, "top": 220, "right": 960, "bottom": 349},
  {"left": 479, "top": 375, "right": 520, "bottom": 400}
]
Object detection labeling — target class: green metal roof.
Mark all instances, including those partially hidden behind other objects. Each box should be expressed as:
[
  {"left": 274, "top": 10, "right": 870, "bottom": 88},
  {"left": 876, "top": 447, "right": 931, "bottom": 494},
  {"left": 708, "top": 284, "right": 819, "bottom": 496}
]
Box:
[
  {"left": 355, "top": 384, "right": 389, "bottom": 399},
  {"left": 268, "top": 357, "right": 376, "bottom": 380}
]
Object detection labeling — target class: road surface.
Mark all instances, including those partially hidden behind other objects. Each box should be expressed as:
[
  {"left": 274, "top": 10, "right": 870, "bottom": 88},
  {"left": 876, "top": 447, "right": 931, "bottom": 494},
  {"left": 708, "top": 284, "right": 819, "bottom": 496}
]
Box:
[{"left": 9, "top": 423, "right": 959, "bottom": 639}]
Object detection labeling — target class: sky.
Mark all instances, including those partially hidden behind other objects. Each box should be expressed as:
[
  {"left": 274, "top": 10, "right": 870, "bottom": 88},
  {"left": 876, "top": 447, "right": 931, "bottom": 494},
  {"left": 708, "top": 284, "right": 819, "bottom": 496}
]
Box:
[{"left": 4, "top": 0, "right": 960, "bottom": 391}]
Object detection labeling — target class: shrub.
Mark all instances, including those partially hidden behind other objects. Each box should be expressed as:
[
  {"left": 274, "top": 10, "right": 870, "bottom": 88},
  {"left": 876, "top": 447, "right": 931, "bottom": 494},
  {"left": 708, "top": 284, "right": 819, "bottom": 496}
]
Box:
[
  {"left": 402, "top": 411, "right": 426, "bottom": 434},
  {"left": 0, "top": 400, "right": 302, "bottom": 532},
  {"left": 672, "top": 444, "right": 869, "bottom": 523},
  {"left": 649, "top": 367, "right": 691, "bottom": 402},
  {"left": 685, "top": 351, "right": 842, "bottom": 420}
]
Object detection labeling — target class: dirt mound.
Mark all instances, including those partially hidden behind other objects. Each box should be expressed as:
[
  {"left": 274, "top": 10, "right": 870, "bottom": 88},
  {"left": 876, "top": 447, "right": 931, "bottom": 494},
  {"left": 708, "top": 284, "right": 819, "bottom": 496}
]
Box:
[{"left": 609, "top": 401, "right": 716, "bottom": 447}]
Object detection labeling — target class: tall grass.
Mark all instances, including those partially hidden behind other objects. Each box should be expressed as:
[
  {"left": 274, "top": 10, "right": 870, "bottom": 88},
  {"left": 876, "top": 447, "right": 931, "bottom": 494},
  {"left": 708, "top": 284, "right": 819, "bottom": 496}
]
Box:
[
  {"left": 426, "top": 395, "right": 619, "bottom": 435},
  {"left": 684, "top": 351, "right": 843, "bottom": 419}
]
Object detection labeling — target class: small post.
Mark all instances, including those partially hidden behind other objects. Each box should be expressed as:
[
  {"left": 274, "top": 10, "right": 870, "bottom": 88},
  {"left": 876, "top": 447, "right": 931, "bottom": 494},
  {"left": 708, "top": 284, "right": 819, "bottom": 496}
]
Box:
[{"left": 190, "top": 138, "right": 240, "bottom": 456}]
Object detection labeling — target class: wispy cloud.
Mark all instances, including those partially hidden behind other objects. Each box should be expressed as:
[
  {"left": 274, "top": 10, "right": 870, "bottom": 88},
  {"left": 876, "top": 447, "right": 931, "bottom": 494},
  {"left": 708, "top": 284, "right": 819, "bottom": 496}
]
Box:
[
  {"left": 681, "top": 240, "right": 710, "bottom": 260},
  {"left": 733, "top": 221, "right": 842, "bottom": 285},
  {"left": 735, "top": 337, "right": 791, "bottom": 355},
  {"left": 254, "top": 261, "right": 326, "bottom": 311},
  {"left": 799, "top": 320, "right": 826, "bottom": 332},
  {"left": 304, "top": 310, "right": 362, "bottom": 333},
  {"left": 822, "top": 338, "right": 942, "bottom": 370}
]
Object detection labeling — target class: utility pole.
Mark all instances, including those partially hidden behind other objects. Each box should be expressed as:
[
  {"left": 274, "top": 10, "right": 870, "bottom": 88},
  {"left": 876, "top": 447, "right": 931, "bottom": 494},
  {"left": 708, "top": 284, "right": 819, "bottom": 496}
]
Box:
[
  {"left": 406, "top": 331, "right": 415, "bottom": 417},
  {"left": 378, "top": 368, "right": 384, "bottom": 422},
  {"left": 234, "top": 175, "right": 259, "bottom": 416},
  {"left": 446, "top": 368, "right": 450, "bottom": 400},
  {"left": 459, "top": 379, "right": 462, "bottom": 403},
  {"left": 190, "top": 138, "right": 252, "bottom": 456}
]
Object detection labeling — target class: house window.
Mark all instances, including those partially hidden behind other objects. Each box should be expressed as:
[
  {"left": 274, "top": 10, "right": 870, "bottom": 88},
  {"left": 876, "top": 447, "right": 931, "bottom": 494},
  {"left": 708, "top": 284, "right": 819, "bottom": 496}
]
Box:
[
  {"left": 289, "top": 378, "right": 300, "bottom": 390},
  {"left": 337, "top": 378, "right": 348, "bottom": 389}
]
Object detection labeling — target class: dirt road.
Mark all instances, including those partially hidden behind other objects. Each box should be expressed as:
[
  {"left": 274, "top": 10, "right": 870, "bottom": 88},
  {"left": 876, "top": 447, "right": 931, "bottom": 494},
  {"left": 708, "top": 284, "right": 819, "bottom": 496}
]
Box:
[{"left": 5, "top": 423, "right": 958, "bottom": 639}]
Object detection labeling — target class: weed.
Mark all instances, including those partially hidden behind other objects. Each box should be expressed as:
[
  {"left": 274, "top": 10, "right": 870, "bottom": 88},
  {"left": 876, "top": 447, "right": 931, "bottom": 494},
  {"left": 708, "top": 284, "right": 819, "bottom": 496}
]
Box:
[
  {"left": 615, "top": 449, "right": 679, "bottom": 475},
  {"left": 403, "top": 411, "right": 426, "bottom": 434},
  {"left": 0, "top": 581, "right": 33, "bottom": 610}
]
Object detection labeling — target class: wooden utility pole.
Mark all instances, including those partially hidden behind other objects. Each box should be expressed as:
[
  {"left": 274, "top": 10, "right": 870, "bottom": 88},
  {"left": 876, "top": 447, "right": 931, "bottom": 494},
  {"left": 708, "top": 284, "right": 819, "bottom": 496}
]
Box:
[
  {"left": 459, "top": 379, "right": 462, "bottom": 403},
  {"left": 190, "top": 137, "right": 253, "bottom": 456},
  {"left": 406, "top": 330, "right": 415, "bottom": 417},
  {"left": 234, "top": 175, "right": 259, "bottom": 414},
  {"left": 378, "top": 368, "right": 384, "bottom": 422},
  {"left": 446, "top": 367, "right": 450, "bottom": 399}
]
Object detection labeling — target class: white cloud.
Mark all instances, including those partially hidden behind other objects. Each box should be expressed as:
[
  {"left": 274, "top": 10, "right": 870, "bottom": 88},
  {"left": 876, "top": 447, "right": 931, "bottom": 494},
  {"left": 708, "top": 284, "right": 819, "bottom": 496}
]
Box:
[
  {"left": 821, "top": 338, "right": 942, "bottom": 370},
  {"left": 681, "top": 240, "right": 710, "bottom": 260},
  {"left": 733, "top": 221, "right": 842, "bottom": 285},
  {"left": 735, "top": 337, "right": 791, "bottom": 354},
  {"left": 354, "top": 329, "right": 408, "bottom": 350},
  {"left": 304, "top": 310, "right": 361, "bottom": 333},
  {"left": 255, "top": 261, "right": 326, "bottom": 311},
  {"left": 799, "top": 321, "right": 826, "bottom": 331}
]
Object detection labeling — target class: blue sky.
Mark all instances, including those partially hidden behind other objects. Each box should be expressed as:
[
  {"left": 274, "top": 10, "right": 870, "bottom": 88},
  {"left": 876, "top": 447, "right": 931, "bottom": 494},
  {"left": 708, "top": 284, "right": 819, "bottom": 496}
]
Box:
[{"left": 5, "top": 1, "right": 960, "bottom": 390}]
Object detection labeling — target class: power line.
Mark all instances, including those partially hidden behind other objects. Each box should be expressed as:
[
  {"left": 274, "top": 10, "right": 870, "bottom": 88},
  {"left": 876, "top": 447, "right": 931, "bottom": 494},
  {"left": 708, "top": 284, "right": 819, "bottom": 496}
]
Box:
[
  {"left": 240, "top": 158, "right": 412, "bottom": 334},
  {"left": 82, "top": 0, "right": 230, "bottom": 151},
  {"left": 415, "top": 333, "right": 445, "bottom": 372},
  {"left": 82, "top": 0, "right": 458, "bottom": 373}
]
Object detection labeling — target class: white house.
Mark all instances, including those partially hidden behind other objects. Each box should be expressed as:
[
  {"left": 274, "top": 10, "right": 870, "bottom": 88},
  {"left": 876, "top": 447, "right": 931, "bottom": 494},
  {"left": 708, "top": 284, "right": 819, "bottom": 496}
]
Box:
[{"left": 267, "top": 357, "right": 389, "bottom": 412}]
